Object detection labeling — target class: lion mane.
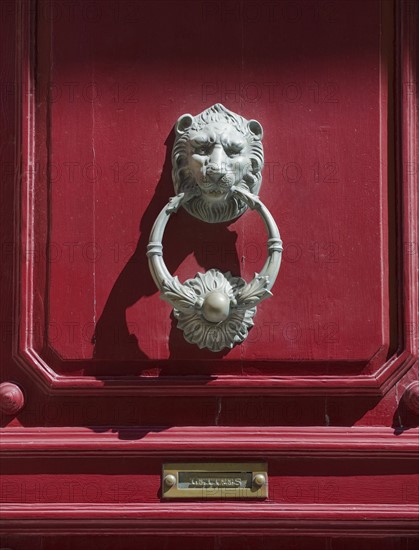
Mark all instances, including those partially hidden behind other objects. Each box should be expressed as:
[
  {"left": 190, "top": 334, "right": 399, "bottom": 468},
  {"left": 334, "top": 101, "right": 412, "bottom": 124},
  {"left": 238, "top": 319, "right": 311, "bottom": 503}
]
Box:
[{"left": 172, "top": 103, "right": 264, "bottom": 223}]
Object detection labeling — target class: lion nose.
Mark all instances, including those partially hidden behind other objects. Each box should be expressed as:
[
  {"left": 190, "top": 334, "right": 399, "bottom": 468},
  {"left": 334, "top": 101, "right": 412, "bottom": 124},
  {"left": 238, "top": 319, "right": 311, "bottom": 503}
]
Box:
[
  {"left": 206, "top": 163, "right": 226, "bottom": 179},
  {"left": 207, "top": 146, "right": 226, "bottom": 175}
]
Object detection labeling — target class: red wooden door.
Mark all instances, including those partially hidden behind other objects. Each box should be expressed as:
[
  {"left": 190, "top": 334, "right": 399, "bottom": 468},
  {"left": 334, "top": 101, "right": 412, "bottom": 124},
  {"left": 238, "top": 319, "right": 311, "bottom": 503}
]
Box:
[{"left": 1, "top": 0, "right": 418, "bottom": 548}]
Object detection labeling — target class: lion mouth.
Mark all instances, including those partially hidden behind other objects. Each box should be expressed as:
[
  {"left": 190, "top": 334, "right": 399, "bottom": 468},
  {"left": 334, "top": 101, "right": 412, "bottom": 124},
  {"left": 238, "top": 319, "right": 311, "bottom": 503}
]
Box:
[
  {"left": 200, "top": 188, "right": 229, "bottom": 202},
  {"left": 199, "top": 174, "right": 234, "bottom": 201}
]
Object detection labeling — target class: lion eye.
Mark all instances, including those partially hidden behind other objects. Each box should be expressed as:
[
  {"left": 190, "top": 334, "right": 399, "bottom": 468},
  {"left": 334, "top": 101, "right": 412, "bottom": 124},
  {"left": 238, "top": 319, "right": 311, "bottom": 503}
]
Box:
[
  {"left": 223, "top": 141, "right": 244, "bottom": 157},
  {"left": 194, "top": 146, "right": 210, "bottom": 155}
]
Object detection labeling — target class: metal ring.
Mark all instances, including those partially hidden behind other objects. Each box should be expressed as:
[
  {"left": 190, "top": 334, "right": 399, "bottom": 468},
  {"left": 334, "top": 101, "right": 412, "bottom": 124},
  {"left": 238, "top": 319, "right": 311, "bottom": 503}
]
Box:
[{"left": 147, "top": 187, "right": 282, "bottom": 351}]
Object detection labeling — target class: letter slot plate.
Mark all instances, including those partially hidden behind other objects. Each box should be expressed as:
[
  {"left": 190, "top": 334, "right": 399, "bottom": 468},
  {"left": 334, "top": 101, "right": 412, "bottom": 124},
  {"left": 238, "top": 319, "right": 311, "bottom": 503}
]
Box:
[{"left": 162, "top": 462, "right": 268, "bottom": 499}]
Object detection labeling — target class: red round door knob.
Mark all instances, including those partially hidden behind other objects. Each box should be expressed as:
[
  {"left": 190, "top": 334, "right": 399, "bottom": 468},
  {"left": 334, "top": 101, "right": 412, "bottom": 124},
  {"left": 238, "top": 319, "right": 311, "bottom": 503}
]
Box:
[
  {"left": 403, "top": 381, "right": 419, "bottom": 415},
  {"left": 0, "top": 382, "right": 25, "bottom": 416}
]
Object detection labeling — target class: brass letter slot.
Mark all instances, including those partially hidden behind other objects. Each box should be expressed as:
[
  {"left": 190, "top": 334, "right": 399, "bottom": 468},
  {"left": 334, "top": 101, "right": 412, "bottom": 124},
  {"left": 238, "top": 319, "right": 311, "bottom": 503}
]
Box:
[{"left": 162, "top": 462, "right": 268, "bottom": 499}]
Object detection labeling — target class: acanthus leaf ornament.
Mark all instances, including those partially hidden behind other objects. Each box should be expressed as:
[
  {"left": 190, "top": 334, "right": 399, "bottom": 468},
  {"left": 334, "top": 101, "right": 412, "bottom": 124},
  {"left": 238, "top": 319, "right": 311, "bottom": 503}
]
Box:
[
  {"left": 147, "top": 104, "right": 283, "bottom": 352},
  {"left": 173, "top": 269, "right": 257, "bottom": 352},
  {"left": 161, "top": 276, "right": 199, "bottom": 312},
  {"left": 235, "top": 274, "right": 272, "bottom": 310}
]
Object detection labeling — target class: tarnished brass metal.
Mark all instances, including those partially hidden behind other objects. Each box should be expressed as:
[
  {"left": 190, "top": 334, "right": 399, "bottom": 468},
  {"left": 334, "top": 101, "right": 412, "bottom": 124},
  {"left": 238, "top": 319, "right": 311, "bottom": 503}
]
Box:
[
  {"left": 164, "top": 474, "right": 177, "bottom": 487},
  {"left": 253, "top": 473, "right": 266, "bottom": 487},
  {"left": 162, "top": 462, "right": 268, "bottom": 499}
]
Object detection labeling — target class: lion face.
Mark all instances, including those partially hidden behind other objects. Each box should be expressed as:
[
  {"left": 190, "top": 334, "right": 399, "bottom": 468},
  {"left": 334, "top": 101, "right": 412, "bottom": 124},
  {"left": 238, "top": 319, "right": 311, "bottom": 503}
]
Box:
[
  {"left": 187, "top": 122, "right": 252, "bottom": 203},
  {"left": 172, "top": 104, "right": 264, "bottom": 223}
]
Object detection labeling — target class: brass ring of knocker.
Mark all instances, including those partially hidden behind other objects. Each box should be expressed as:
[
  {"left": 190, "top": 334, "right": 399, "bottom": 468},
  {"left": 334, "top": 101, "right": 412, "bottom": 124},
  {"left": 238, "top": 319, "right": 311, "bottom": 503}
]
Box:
[{"left": 147, "top": 186, "right": 283, "bottom": 352}]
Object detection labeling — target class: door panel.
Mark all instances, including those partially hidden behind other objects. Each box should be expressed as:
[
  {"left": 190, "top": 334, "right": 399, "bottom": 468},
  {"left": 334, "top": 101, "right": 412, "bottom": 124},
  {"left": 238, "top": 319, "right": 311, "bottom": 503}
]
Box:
[
  {"left": 27, "top": 0, "right": 392, "bottom": 368},
  {"left": 42, "top": 0, "right": 387, "bottom": 366},
  {"left": 1, "top": 0, "right": 418, "bottom": 547},
  {"left": 15, "top": 0, "right": 416, "bottom": 397}
]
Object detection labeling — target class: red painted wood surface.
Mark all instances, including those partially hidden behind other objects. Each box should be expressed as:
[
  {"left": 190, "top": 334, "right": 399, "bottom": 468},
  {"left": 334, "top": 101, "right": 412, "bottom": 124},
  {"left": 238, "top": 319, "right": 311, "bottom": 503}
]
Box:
[
  {"left": 0, "top": 0, "right": 418, "bottom": 547},
  {"left": 28, "top": 0, "right": 392, "bottom": 369},
  {"left": 12, "top": 0, "right": 417, "bottom": 397},
  {"left": 0, "top": 537, "right": 417, "bottom": 550}
]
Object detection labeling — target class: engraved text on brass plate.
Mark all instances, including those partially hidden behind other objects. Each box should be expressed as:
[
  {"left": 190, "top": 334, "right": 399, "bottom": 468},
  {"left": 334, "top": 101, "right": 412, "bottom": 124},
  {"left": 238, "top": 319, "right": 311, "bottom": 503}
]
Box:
[{"left": 162, "top": 462, "right": 268, "bottom": 499}]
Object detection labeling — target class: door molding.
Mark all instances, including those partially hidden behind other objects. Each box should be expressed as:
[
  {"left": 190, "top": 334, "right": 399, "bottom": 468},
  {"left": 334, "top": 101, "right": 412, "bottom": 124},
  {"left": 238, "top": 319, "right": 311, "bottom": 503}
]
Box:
[{"left": 1, "top": 426, "right": 418, "bottom": 536}]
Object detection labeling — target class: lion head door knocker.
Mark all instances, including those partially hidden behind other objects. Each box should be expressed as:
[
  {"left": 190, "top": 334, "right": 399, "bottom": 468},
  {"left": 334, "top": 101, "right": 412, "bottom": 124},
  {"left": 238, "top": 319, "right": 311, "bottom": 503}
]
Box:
[{"left": 147, "top": 103, "right": 283, "bottom": 352}]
